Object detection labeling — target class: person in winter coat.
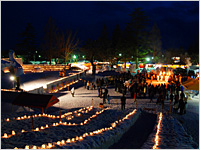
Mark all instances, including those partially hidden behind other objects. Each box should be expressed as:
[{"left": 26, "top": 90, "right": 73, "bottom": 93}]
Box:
[
  {"left": 178, "top": 98, "right": 185, "bottom": 115},
  {"left": 121, "top": 94, "right": 126, "bottom": 110},
  {"left": 71, "top": 87, "right": 75, "bottom": 97}
]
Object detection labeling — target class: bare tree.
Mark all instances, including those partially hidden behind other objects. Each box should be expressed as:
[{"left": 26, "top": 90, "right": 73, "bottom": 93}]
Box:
[{"left": 60, "top": 30, "right": 79, "bottom": 64}]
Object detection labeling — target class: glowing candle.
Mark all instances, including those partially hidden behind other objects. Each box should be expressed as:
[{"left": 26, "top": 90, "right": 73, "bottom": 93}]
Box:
[
  {"left": 14, "top": 147, "right": 18, "bottom": 149},
  {"left": 35, "top": 128, "right": 39, "bottom": 131},
  {"left": 17, "top": 117, "right": 20, "bottom": 120},
  {"left": 66, "top": 139, "right": 71, "bottom": 143},
  {"left": 39, "top": 114, "right": 41, "bottom": 117},
  {"left": 41, "top": 144, "right": 46, "bottom": 149},
  {"left": 79, "top": 136, "right": 83, "bottom": 140},
  {"left": 57, "top": 141, "right": 61, "bottom": 145},
  {"left": 6, "top": 118, "right": 10, "bottom": 121},
  {"left": 32, "top": 145, "right": 37, "bottom": 149},
  {"left": 3, "top": 133, "right": 8, "bottom": 138},
  {"left": 25, "top": 145, "right": 29, "bottom": 149},
  {"left": 21, "top": 129, "right": 25, "bottom": 133},
  {"left": 12, "top": 130, "right": 16, "bottom": 135},
  {"left": 48, "top": 143, "right": 52, "bottom": 148},
  {"left": 46, "top": 124, "right": 49, "bottom": 128},
  {"left": 41, "top": 126, "right": 44, "bottom": 130},
  {"left": 72, "top": 138, "right": 75, "bottom": 142},
  {"left": 61, "top": 140, "right": 65, "bottom": 144},
  {"left": 76, "top": 136, "right": 79, "bottom": 140},
  {"left": 89, "top": 132, "right": 93, "bottom": 136}
]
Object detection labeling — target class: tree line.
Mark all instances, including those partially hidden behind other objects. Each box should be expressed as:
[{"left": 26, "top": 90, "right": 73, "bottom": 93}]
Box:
[{"left": 12, "top": 7, "right": 199, "bottom": 67}]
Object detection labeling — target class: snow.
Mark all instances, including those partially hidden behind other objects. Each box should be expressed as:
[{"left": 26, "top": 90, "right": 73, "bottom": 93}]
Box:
[{"left": 1, "top": 70, "right": 199, "bottom": 149}]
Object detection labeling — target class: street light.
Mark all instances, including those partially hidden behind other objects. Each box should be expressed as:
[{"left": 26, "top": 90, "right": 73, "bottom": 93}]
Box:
[
  {"left": 10, "top": 75, "right": 15, "bottom": 89},
  {"left": 119, "top": 53, "right": 122, "bottom": 57},
  {"left": 73, "top": 55, "right": 77, "bottom": 59},
  {"left": 146, "top": 57, "right": 150, "bottom": 61}
]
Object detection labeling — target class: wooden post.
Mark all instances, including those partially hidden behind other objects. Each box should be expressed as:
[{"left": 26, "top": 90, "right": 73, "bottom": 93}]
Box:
[{"left": 91, "top": 98, "right": 93, "bottom": 106}]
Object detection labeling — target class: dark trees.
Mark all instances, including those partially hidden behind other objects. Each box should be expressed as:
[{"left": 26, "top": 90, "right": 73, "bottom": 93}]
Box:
[
  {"left": 126, "top": 8, "right": 150, "bottom": 68},
  {"left": 42, "top": 17, "right": 57, "bottom": 64},
  {"left": 148, "top": 23, "right": 162, "bottom": 63},
  {"left": 16, "top": 23, "right": 37, "bottom": 63}
]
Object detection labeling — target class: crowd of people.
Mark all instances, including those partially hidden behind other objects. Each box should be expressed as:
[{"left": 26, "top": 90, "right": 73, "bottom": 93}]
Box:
[{"left": 79, "top": 67, "right": 196, "bottom": 114}]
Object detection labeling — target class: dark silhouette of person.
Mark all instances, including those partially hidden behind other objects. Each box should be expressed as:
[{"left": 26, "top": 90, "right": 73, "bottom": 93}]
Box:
[{"left": 121, "top": 94, "right": 126, "bottom": 110}]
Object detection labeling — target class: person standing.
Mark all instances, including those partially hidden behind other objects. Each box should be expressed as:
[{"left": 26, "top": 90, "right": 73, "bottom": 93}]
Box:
[
  {"left": 178, "top": 98, "right": 185, "bottom": 115},
  {"left": 104, "top": 86, "right": 108, "bottom": 99},
  {"left": 103, "top": 92, "right": 106, "bottom": 104},
  {"left": 86, "top": 81, "right": 90, "bottom": 90},
  {"left": 121, "top": 94, "right": 126, "bottom": 110},
  {"left": 71, "top": 87, "right": 75, "bottom": 97}
]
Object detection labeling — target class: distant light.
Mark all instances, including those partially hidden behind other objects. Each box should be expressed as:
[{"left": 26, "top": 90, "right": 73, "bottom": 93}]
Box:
[
  {"left": 162, "top": 55, "right": 164, "bottom": 57},
  {"left": 10, "top": 76, "right": 15, "bottom": 81},
  {"left": 131, "top": 56, "right": 133, "bottom": 58},
  {"left": 119, "top": 53, "right": 122, "bottom": 57},
  {"left": 146, "top": 58, "right": 150, "bottom": 61},
  {"left": 39, "top": 55, "right": 41, "bottom": 58},
  {"left": 35, "top": 51, "right": 38, "bottom": 53},
  {"left": 82, "top": 55, "right": 85, "bottom": 58},
  {"left": 73, "top": 55, "right": 77, "bottom": 59},
  {"left": 152, "top": 57, "right": 154, "bottom": 59}
]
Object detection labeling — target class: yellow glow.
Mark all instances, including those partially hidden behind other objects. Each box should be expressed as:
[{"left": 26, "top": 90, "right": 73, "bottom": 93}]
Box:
[
  {"left": 25, "top": 145, "right": 29, "bottom": 149},
  {"left": 12, "top": 130, "right": 16, "bottom": 135},
  {"left": 32, "top": 145, "right": 37, "bottom": 149}
]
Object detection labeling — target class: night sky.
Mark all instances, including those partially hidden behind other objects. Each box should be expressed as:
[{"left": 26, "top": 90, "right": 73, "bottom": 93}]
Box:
[{"left": 1, "top": 1, "right": 199, "bottom": 51}]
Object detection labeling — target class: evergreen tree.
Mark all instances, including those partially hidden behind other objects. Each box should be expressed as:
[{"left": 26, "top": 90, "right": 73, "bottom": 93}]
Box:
[
  {"left": 148, "top": 23, "right": 162, "bottom": 63},
  {"left": 97, "top": 24, "right": 111, "bottom": 61},
  {"left": 126, "top": 8, "right": 150, "bottom": 68},
  {"left": 16, "top": 23, "right": 37, "bottom": 63},
  {"left": 42, "top": 16, "right": 57, "bottom": 64}
]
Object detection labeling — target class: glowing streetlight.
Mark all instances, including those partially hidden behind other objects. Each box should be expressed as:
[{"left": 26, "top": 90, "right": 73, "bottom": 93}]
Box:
[
  {"left": 39, "top": 55, "right": 41, "bottom": 58},
  {"left": 146, "top": 57, "right": 150, "bottom": 61},
  {"left": 10, "top": 75, "right": 15, "bottom": 89},
  {"left": 119, "top": 53, "right": 122, "bottom": 57},
  {"left": 10, "top": 76, "right": 15, "bottom": 81},
  {"left": 82, "top": 55, "right": 85, "bottom": 58},
  {"left": 73, "top": 55, "right": 77, "bottom": 59}
]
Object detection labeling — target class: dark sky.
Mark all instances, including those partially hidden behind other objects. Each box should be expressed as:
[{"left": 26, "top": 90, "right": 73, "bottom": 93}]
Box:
[{"left": 1, "top": 1, "right": 199, "bottom": 51}]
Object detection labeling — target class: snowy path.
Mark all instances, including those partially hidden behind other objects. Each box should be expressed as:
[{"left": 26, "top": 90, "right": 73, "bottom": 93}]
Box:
[{"left": 1, "top": 71, "right": 199, "bottom": 149}]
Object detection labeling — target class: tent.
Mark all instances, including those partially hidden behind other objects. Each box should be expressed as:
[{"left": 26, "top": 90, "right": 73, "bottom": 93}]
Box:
[
  {"left": 12, "top": 92, "right": 59, "bottom": 112},
  {"left": 182, "top": 79, "right": 199, "bottom": 91}
]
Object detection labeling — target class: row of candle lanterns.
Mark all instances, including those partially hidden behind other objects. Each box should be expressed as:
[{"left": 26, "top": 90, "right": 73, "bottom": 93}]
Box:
[
  {"left": 50, "top": 79, "right": 80, "bottom": 93},
  {"left": 2, "top": 106, "right": 94, "bottom": 139},
  {"left": 3, "top": 106, "right": 93, "bottom": 123},
  {"left": 2, "top": 106, "right": 105, "bottom": 139},
  {"left": 157, "top": 71, "right": 171, "bottom": 82},
  {"left": 14, "top": 109, "right": 137, "bottom": 149},
  {"left": 152, "top": 112, "right": 163, "bottom": 149}
]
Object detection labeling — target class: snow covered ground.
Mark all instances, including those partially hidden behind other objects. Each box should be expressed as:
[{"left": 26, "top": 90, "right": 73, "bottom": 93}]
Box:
[{"left": 1, "top": 70, "right": 199, "bottom": 149}]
